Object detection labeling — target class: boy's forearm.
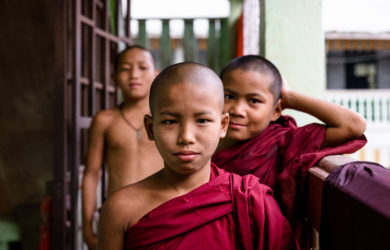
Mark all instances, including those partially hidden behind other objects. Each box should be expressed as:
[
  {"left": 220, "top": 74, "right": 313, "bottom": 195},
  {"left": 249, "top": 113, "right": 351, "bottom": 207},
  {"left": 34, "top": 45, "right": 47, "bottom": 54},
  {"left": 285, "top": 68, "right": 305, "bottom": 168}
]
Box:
[
  {"left": 82, "top": 173, "right": 100, "bottom": 233},
  {"left": 284, "top": 90, "right": 360, "bottom": 126},
  {"left": 283, "top": 90, "right": 342, "bottom": 125},
  {"left": 283, "top": 90, "right": 366, "bottom": 145}
]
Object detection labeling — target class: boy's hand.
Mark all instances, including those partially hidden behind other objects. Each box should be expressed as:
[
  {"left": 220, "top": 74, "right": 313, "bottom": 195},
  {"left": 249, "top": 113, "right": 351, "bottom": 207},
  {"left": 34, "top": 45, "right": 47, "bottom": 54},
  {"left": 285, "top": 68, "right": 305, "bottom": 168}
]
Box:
[
  {"left": 83, "top": 227, "right": 97, "bottom": 250},
  {"left": 280, "top": 76, "right": 292, "bottom": 110}
]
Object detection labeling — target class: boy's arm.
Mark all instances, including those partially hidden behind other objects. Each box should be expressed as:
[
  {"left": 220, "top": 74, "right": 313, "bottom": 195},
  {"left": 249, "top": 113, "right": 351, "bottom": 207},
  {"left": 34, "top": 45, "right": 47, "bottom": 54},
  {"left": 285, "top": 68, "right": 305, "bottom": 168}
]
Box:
[
  {"left": 280, "top": 79, "right": 366, "bottom": 148},
  {"left": 97, "top": 195, "right": 126, "bottom": 250},
  {"left": 82, "top": 113, "right": 107, "bottom": 250}
]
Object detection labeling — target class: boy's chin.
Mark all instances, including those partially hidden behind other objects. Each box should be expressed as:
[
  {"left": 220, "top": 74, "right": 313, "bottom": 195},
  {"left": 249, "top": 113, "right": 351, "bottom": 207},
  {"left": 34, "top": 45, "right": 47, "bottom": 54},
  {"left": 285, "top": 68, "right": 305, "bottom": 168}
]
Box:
[{"left": 124, "top": 91, "right": 148, "bottom": 100}]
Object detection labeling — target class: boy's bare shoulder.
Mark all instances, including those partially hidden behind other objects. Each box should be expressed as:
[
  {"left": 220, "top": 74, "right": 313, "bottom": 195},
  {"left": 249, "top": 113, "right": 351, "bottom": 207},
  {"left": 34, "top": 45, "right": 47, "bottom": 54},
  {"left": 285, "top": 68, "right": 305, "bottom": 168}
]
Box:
[
  {"left": 91, "top": 107, "right": 120, "bottom": 129},
  {"left": 102, "top": 172, "right": 162, "bottom": 229},
  {"left": 101, "top": 182, "right": 145, "bottom": 230},
  {"left": 94, "top": 107, "right": 120, "bottom": 122}
]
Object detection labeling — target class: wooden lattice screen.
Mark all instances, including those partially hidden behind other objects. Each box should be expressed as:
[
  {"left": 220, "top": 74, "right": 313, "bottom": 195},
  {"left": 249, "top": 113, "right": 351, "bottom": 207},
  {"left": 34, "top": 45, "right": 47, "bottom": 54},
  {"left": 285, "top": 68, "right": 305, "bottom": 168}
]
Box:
[{"left": 53, "top": 0, "right": 131, "bottom": 249}]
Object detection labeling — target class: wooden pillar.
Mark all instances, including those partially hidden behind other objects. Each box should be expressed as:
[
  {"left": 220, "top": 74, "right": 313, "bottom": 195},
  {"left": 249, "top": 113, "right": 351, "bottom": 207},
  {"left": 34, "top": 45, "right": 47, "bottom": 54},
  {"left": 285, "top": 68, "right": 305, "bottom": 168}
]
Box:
[
  {"left": 138, "top": 19, "right": 147, "bottom": 47},
  {"left": 207, "top": 19, "right": 219, "bottom": 73},
  {"left": 184, "top": 19, "right": 196, "bottom": 61},
  {"left": 160, "top": 19, "right": 171, "bottom": 69}
]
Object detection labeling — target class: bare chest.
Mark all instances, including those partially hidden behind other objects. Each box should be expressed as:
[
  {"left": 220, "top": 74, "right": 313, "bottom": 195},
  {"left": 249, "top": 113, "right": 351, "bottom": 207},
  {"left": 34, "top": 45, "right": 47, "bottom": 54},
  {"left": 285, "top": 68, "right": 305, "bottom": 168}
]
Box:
[{"left": 105, "top": 121, "right": 153, "bottom": 151}]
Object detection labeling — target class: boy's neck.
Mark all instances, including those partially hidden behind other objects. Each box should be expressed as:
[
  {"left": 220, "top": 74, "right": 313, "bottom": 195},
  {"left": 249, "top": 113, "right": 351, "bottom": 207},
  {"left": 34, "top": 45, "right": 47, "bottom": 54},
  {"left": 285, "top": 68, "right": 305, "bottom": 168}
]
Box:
[
  {"left": 159, "top": 162, "right": 211, "bottom": 196},
  {"left": 121, "top": 96, "right": 149, "bottom": 112}
]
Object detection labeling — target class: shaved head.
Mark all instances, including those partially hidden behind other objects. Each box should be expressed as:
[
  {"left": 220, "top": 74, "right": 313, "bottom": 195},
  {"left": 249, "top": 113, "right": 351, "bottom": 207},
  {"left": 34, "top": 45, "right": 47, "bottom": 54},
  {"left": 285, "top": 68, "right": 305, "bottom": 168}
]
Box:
[
  {"left": 220, "top": 55, "right": 282, "bottom": 104},
  {"left": 149, "top": 62, "right": 224, "bottom": 115}
]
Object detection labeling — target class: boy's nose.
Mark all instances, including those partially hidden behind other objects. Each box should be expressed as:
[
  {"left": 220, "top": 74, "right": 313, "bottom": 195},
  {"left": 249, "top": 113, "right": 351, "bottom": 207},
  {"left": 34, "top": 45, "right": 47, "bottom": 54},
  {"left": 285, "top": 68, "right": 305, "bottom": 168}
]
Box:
[
  {"left": 229, "top": 101, "right": 245, "bottom": 118},
  {"left": 177, "top": 123, "right": 195, "bottom": 145},
  {"left": 129, "top": 68, "right": 140, "bottom": 78}
]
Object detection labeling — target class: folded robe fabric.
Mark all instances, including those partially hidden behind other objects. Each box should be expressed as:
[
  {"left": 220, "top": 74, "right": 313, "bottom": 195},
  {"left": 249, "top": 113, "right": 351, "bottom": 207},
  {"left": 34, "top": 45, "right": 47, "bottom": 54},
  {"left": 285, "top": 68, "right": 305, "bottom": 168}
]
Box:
[
  {"left": 320, "top": 161, "right": 390, "bottom": 250},
  {"left": 125, "top": 164, "right": 299, "bottom": 250},
  {"left": 212, "top": 115, "right": 367, "bottom": 247}
]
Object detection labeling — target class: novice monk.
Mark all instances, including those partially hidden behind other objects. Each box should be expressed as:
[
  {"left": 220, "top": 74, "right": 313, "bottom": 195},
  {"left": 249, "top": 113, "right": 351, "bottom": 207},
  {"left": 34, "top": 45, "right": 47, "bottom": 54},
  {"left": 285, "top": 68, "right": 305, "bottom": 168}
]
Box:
[
  {"left": 82, "top": 45, "right": 163, "bottom": 249},
  {"left": 97, "top": 62, "right": 299, "bottom": 250},
  {"left": 212, "top": 55, "right": 367, "bottom": 248}
]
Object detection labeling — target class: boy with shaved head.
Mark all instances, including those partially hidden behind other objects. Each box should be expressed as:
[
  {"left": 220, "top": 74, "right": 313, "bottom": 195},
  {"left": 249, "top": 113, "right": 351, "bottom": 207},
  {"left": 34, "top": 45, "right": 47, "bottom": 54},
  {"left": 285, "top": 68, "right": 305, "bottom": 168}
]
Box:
[
  {"left": 97, "top": 62, "right": 299, "bottom": 250},
  {"left": 212, "top": 55, "right": 367, "bottom": 248}
]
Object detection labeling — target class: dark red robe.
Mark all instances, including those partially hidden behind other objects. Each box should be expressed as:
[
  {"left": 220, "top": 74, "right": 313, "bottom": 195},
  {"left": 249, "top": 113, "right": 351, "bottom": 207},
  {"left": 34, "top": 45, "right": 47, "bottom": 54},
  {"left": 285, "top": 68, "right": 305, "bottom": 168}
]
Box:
[
  {"left": 212, "top": 115, "right": 367, "bottom": 247},
  {"left": 320, "top": 161, "right": 390, "bottom": 250},
  {"left": 125, "top": 164, "right": 299, "bottom": 249}
]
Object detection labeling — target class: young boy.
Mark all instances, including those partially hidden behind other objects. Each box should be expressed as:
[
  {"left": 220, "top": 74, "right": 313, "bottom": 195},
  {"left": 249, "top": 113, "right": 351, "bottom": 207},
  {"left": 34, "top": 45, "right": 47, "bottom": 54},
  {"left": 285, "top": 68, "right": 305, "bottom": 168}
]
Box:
[
  {"left": 97, "top": 62, "right": 299, "bottom": 250},
  {"left": 82, "top": 45, "right": 164, "bottom": 249},
  {"left": 212, "top": 55, "right": 367, "bottom": 247}
]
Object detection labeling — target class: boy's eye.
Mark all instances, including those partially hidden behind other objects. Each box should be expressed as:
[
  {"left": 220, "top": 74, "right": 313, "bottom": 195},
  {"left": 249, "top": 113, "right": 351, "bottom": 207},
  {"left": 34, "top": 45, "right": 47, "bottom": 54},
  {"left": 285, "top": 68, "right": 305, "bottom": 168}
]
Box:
[
  {"left": 224, "top": 94, "right": 234, "bottom": 100},
  {"left": 249, "top": 98, "right": 261, "bottom": 104},
  {"left": 197, "top": 119, "right": 211, "bottom": 124},
  {"left": 161, "top": 120, "right": 176, "bottom": 125},
  {"left": 119, "top": 67, "right": 130, "bottom": 72}
]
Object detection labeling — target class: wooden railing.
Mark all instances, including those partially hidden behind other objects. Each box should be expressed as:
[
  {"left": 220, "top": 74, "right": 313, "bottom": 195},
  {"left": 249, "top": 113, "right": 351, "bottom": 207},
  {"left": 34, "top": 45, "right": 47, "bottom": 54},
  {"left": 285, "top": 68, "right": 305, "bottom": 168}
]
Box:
[
  {"left": 130, "top": 18, "right": 232, "bottom": 72},
  {"left": 307, "top": 155, "right": 358, "bottom": 249},
  {"left": 307, "top": 154, "right": 390, "bottom": 249},
  {"left": 307, "top": 155, "right": 357, "bottom": 231}
]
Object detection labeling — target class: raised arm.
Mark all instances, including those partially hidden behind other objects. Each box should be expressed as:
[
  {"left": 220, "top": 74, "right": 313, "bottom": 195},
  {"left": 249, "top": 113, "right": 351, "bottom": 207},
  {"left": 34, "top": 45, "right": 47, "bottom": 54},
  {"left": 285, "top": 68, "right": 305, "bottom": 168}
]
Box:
[
  {"left": 280, "top": 78, "right": 366, "bottom": 148},
  {"left": 82, "top": 112, "right": 107, "bottom": 250}
]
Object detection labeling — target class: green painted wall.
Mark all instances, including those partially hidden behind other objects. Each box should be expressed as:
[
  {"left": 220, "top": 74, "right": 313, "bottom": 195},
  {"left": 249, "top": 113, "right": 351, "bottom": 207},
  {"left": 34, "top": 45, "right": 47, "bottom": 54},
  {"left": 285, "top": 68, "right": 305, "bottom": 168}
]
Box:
[
  {"left": 0, "top": 221, "right": 20, "bottom": 250},
  {"left": 261, "top": 0, "right": 325, "bottom": 125}
]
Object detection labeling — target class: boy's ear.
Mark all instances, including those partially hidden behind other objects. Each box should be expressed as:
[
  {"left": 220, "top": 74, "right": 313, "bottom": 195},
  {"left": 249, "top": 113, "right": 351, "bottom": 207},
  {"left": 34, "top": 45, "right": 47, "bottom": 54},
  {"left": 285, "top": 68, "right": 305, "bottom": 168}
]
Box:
[
  {"left": 271, "top": 100, "right": 282, "bottom": 122},
  {"left": 144, "top": 114, "right": 155, "bottom": 140},
  {"left": 220, "top": 112, "right": 230, "bottom": 138}
]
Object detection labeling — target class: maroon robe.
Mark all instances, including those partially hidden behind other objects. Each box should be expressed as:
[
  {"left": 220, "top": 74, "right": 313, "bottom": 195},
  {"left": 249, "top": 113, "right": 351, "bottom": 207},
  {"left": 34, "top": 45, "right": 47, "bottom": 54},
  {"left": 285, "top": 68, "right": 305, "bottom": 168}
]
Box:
[
  {"left": 125, "top": 164, "right": 298, "bottom": 249},
  {"left": 212, "top": 115, "right": 367, "bottom": 247},
  {"left": 320, "top": 161, "right": 390, "bottom": 250}
]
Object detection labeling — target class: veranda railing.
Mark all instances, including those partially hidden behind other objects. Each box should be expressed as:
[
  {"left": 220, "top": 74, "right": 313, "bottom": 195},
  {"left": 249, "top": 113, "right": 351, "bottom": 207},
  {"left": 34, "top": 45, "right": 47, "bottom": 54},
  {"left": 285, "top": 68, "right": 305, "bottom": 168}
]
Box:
[
  {"left": 325, "top": 89, "right": 390, "bottom": 126},
  {"left": 325, "top": 89, "right": 390, "bottom": 168}
]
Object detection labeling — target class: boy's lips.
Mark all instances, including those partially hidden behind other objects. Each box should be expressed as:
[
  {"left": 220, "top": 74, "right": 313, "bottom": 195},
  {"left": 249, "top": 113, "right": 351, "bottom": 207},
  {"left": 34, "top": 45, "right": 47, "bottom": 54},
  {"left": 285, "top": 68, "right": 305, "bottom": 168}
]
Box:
[
  {"left": 173, "top": 151, "right": 199, "bottom": 162},
  {"left": 229, "top": 122, "right": 246, "bottom": 129},
  {"left": 129, "top": 82, "right": 142, "bottom": 88}
]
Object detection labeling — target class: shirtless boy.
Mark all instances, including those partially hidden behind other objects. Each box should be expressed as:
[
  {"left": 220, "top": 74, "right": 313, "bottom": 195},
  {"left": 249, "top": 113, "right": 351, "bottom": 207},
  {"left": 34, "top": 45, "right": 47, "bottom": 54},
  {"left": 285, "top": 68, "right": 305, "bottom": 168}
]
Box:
[
  {"left": 82, "top": 45, "right": 163, "bottom": 249},
  {"left": 97, "top": 62, "right": 298, "bottom": 250}
]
